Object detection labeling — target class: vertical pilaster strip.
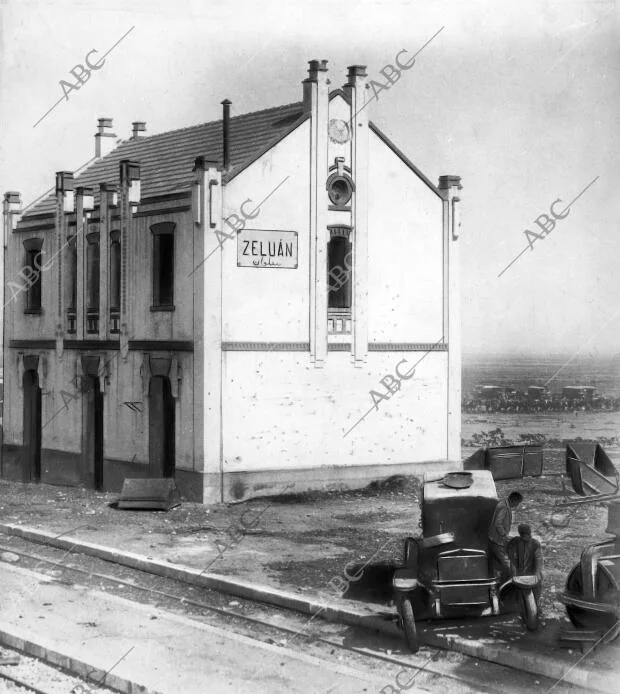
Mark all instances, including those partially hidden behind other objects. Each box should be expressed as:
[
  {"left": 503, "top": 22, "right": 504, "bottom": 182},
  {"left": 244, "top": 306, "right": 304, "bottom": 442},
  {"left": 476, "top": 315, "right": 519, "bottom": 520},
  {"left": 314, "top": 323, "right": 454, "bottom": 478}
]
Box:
[
  {"left": 199, "top": 161, "right": 223, "bottom": 502},
  {"left": 314, "top": 61, "right": 329, "bottom": 367},
  {"left": 439, "top": 175, "right": 462, "bottom": 463},
  {"left": 347, "top": 66, "right": 369, "bottom": 366},
  {"left": 307, "top": 75, "right": 318, "bottom": 362},
  {"left": 75, "top": 193, "right": 85, "bottom": 340},
  {"left": 119, "top": 162, "right": 129, "bottom": 334},
  {"left": 99, "top": 184, "right": 110, "bottom": 339}
]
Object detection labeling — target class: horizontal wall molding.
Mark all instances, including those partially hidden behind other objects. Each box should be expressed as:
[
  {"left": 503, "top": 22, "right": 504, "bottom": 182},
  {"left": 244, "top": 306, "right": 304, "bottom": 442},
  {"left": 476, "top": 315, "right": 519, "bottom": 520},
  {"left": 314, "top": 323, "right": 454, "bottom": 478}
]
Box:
[
  {"left": 64, "top": 340, "right": 121, "bottom": 350},
  {"left": 222, "top": 342, "right": 310, "bottom": 352},
  {"left": 9, "top": 340, "right": 57, "bottom": 349},
  {"left": 328, "top": 343, "right": 351, "bottom": 351},
  {"left": 140, "top": 192, "right": 191, "bottom": 205},
  {"left": 13, "top": 223, "right": 55, "bottom": 233},
  {"left": 9, "top": 339, "right": 194, "bottom": 352},
  {"left": 9, "top": 340, "right": 446, "bottom": 354},
  {"left": 133, "top": 204, "right": 191, "bottom": 219},
  {"left": 128, "top": 340, "right": 193, "bottom": 352},
  {"left": 368, "top": 343, "right": 448, "bottom": 351}
]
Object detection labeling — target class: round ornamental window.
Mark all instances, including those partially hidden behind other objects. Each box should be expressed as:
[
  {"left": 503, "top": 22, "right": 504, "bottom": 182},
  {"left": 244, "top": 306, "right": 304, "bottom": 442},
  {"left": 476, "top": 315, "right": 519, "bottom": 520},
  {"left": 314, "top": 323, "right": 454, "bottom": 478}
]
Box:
[{"left": 327, "top": 176, "right": 353, "bottom": 206}]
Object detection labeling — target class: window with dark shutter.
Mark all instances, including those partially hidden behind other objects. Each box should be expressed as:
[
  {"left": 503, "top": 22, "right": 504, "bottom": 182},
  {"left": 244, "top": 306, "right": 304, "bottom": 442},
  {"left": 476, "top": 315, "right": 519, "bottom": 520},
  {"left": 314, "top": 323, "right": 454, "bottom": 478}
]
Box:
[
  {"left": 151, "top": 222, "right": 175, "bottom": 310},
  {"left": 22, "top": 238, "right": 43, "bottom": 314}
]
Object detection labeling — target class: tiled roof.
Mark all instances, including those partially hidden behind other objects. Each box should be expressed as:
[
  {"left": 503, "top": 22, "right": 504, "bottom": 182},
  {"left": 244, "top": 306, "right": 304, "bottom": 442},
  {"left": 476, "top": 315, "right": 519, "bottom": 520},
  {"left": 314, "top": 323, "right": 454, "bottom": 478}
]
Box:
[{"left": 22, "top": 101, "right": 307, "bottom": 219}]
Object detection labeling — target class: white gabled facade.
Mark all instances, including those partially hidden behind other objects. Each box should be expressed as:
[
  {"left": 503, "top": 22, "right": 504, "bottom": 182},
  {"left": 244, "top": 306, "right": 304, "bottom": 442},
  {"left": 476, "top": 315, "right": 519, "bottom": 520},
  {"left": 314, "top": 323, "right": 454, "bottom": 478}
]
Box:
[{"left": 194, "top": 61, "right": 462, "bottom": 502}]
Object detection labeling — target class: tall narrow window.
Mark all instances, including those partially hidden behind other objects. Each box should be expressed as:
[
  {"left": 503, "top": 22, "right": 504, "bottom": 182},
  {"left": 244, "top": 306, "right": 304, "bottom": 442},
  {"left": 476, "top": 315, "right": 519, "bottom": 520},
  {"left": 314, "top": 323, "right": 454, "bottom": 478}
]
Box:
[
  {"left": 109, "top": 231, "right": 121, "bottom": 311},
  {"left": 327, "top": 235, "right": 352, "bottom": 309},
  {"left": 65, "top": 235, "right": 77, "bottom": 333},
  {"left": 151, "top": 222, "right": 175, "bottom": 309},
  {"left": 23, "top": 238, "right": 43, "bottom": 314},
  {"left": 86, "top": 232, "right": 100, "bottom": 334}
]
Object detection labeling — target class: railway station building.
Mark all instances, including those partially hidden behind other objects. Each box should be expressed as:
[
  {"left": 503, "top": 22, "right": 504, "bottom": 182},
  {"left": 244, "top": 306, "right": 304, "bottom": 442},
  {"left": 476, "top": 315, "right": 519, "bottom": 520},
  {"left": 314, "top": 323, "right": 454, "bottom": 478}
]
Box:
[{"left": 1, "top": 59, "right": 462, "bottom": 502}]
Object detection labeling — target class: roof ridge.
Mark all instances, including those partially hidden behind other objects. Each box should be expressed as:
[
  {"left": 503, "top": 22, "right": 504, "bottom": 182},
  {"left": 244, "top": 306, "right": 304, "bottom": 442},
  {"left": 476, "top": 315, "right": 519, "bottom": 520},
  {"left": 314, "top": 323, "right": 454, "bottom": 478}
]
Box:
[{"left": 125, "top": 99, "right": 304, "bottom": 144}]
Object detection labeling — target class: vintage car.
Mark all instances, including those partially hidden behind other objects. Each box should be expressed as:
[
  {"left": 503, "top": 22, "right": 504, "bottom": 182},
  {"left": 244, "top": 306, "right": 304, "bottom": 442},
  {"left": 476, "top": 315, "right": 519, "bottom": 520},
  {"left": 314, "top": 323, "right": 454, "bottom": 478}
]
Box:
[
  {"left": 392, "top": 470, "right": 539, "bottom": 652},
  {"left": 559, "top": 498, "right": 620, "bottom": 641}
]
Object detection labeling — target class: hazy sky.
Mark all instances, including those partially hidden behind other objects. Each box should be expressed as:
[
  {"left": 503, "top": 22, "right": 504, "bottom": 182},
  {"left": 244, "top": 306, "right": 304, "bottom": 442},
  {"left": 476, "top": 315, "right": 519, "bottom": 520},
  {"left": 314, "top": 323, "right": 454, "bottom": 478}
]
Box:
[{"left": 1, "top": 0, "right": 618, "bottom": 355}]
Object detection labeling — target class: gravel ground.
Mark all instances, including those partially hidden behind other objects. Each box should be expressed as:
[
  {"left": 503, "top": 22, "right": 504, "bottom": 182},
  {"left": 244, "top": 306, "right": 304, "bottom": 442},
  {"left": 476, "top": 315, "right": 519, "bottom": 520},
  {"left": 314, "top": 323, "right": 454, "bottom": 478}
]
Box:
[{"left": 0, "top": 646, "right": 114, "bottom": 693}]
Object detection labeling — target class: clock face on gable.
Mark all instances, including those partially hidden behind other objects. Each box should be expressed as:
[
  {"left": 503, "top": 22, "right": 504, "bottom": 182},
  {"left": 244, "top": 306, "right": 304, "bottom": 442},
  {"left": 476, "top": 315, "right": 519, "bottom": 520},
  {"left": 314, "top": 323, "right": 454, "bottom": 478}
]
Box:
[{"left": 328, "top": 118, "right": 351, "bottom": 144}]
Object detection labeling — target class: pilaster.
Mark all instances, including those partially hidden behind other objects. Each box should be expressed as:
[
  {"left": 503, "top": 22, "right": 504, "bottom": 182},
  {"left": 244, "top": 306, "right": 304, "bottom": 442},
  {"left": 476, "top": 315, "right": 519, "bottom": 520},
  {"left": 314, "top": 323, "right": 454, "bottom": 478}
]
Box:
[
  {"left": 345, "top": 65, "right": 369, "bottom": 366},
  {"left": 439, "top": 174, "right": 463, "bottom": 463}
]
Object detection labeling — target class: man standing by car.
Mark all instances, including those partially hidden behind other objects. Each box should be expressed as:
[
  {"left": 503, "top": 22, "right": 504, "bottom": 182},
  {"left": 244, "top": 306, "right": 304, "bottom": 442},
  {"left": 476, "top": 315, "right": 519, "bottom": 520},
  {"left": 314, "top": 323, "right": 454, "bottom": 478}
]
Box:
[
  {"left": 507, "top": 523, "right": 544, "bottom": 607},
  {"left": 488, "top": 491, "right": 523, "bottom": 582}
]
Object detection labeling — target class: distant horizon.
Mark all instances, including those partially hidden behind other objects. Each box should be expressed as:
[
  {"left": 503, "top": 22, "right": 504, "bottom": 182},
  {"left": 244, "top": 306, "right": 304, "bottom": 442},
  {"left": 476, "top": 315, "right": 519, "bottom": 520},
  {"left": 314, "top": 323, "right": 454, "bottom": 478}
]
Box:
[{"left": 463, "top": 350, "right": 620, "bottom": 359}]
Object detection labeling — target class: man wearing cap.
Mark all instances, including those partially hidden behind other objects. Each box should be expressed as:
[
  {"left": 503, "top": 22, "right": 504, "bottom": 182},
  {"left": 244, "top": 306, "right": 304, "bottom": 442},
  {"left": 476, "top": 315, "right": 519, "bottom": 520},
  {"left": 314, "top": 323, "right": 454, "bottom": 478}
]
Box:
[
  {"left": 507, "top": 523, "right": 544, "bottom": 610},
  {"left": 488, "top": 491, "right": 523, "bottom": 582}
]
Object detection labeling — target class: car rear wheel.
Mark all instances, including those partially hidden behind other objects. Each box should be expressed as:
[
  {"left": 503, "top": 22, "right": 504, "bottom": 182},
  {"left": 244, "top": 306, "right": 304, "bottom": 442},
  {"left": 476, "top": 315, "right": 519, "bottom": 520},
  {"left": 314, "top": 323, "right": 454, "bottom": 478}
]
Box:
[
  {"left": 519, "top": 589, "right": 539, "bottom": 631},
  {"left": 400, "top": 597, "right": 420, "bottom": 653}
]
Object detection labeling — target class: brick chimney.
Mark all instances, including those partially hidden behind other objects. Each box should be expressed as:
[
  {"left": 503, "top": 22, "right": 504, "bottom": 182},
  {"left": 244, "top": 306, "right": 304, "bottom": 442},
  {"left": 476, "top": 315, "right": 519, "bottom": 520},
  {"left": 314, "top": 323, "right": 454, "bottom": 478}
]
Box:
[{"left": 95, "top": 118, "right": 117, "bottom": 158}]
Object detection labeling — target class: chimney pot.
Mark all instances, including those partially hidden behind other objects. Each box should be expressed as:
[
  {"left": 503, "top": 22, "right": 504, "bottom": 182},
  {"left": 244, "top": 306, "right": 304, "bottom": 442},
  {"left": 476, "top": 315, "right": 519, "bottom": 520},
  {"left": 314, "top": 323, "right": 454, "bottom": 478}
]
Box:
[
  {"left": 97, "top": 117, "right": 113, "bottom": 133},
  {"left": 131, "top": 121, "right": 147, "bottom": 139},
  {"left": 346, "top": 65, "right": 367, "bottom": 83},
  {"left": 438, "top": 175, "right": 463, "bottom": 191},
  {"left": 95, "top": 117, "right": 117, "bottom": 158},
  {"left": 307, "top": 59, "right": 329, "bottom": 81}
]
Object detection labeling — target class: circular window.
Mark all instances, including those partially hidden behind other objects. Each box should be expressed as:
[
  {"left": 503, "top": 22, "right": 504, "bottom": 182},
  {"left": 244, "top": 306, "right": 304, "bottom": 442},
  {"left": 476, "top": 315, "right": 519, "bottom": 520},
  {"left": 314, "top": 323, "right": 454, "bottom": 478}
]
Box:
[{"left": 327, "top": 176, "right": 353, "bottom": 206}]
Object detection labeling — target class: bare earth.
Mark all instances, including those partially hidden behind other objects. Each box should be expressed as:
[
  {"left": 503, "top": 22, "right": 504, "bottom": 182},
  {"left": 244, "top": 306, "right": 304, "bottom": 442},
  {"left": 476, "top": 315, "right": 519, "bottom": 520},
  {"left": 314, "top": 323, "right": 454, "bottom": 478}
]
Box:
[{"left": 0, "top": 410, "right": 618, "bottom": 624}]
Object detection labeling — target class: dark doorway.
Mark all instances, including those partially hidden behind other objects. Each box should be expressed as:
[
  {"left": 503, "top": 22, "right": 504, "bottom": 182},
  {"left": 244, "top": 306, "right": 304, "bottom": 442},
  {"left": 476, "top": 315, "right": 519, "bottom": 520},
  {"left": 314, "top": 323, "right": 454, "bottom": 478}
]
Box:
[
  {"left": 149, "top": 376, "right": 175, "bottom": 478},
  {"left": 22, "top": 370, "right": 42, "bottom": 482},
  {"left": 82, "top": 376, "right": 104, "bottom": 490}
]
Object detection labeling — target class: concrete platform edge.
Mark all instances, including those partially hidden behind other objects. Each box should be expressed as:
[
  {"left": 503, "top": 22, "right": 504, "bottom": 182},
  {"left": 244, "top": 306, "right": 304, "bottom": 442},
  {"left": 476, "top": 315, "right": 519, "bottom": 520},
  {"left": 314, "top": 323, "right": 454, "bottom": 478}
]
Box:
[{"left": 0, "top": 523, "right": 615, "bottom": 694}]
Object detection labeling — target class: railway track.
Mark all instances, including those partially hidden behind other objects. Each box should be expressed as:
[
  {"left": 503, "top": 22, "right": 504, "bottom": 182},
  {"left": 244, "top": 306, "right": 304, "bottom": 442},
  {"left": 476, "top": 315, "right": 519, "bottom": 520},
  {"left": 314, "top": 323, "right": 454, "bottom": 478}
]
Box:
[
  {"left": 0, "top": 643, "right": 113, "bottom": 694},
  {"left": 0, "top": 534, "right": 582, "bottom": 694},
  {"left": 0, "top": 669, "right": 50, "bottom": 694}
]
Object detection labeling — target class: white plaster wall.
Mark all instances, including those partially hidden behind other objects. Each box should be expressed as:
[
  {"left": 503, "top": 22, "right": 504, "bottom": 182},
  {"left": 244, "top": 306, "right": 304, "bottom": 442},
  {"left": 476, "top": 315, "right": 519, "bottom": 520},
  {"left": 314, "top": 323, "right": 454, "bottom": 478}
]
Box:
[
  {"left": 5, "top": 230, "right": 57, "bottom": 343},
  {"left": 129, "top": 210, "right": 194, "bottom": 341},
  {"left": 222, "top": 122, "right": 310, "bottom": 343},
  {"left": 222, "top": 350, "right": 447, "bottom": 472},
  {"left": 368, "top": 133, "right": 444, "bottom": 343},
  {"left": 213, "top": 108, "right": 449, "bottom": 476}
]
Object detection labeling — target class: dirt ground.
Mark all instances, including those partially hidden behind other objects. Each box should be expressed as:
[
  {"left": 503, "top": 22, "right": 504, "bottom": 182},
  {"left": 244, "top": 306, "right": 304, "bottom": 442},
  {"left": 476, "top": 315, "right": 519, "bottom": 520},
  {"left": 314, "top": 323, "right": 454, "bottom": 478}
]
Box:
[{"left": 0, "top": 443, "right": 615, "bottom": 624}]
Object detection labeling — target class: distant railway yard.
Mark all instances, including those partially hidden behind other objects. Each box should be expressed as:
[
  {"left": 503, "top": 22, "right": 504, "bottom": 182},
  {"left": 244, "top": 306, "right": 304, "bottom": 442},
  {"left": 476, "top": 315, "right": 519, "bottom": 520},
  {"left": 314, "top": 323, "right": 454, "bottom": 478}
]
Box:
[{"left": 463, "top": 385, "right": 620, "bottom": 414}]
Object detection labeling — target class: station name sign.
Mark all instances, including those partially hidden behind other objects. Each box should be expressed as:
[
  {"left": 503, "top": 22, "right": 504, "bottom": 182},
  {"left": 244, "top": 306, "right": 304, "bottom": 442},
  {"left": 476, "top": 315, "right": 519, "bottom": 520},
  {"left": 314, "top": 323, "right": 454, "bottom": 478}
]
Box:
[{"left": 237, "top": 229, "right": 298, "bottom": 269}]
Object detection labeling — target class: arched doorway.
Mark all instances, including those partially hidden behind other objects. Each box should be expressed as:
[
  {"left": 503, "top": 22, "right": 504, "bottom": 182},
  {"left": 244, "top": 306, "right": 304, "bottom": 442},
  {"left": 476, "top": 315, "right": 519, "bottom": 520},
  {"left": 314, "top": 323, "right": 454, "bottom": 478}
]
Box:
[
  {"left": 149, "top": 376, "right": 175, "bottom": 478},
  {"left": 22, "top": 369, "right": 42, "bottom": 482},
  {"left": 82, "top": 375, "right": 104, "bottom": 490}
]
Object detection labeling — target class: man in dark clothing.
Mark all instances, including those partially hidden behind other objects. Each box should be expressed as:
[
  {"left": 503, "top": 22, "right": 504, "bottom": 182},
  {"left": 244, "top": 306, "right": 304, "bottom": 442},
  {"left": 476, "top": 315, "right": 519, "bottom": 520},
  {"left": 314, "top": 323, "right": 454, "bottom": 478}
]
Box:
[
  {"left": 488, "top": 491, "right": 523, "bottom": 582},
  {"left": 507, "top": 523, "right": 544, "bottom": 608}
]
